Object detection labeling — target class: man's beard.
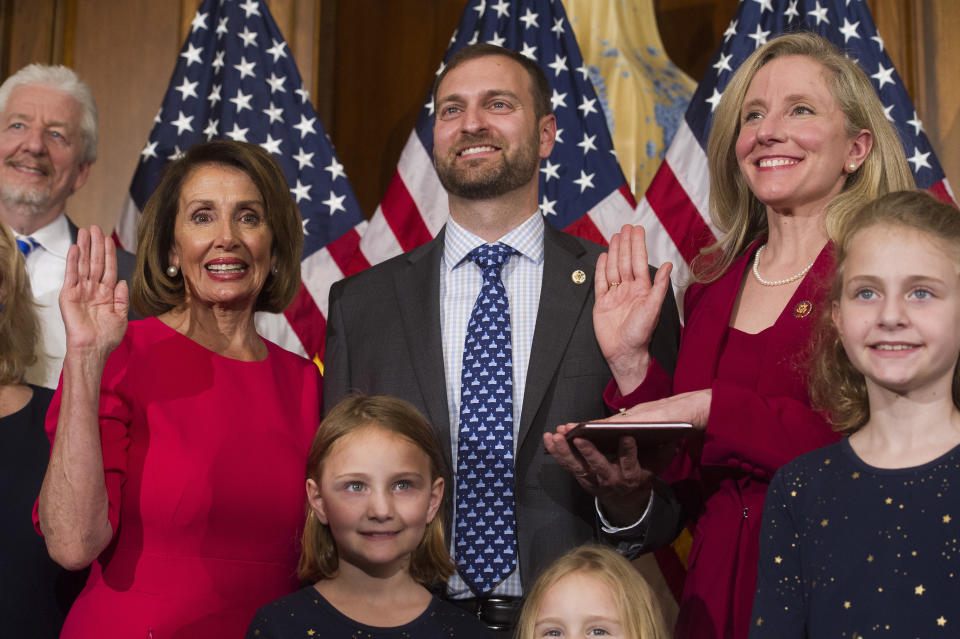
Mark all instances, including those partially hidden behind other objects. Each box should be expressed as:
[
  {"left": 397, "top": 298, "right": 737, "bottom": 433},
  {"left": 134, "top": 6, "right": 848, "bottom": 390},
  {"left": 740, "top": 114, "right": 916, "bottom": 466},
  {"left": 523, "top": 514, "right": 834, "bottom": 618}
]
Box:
[
  {"left": 435, "top": 131, "right": 540, "bottom": 200},
  {"left": 0, "top": 181, "right": 52, "bottom": 214}
]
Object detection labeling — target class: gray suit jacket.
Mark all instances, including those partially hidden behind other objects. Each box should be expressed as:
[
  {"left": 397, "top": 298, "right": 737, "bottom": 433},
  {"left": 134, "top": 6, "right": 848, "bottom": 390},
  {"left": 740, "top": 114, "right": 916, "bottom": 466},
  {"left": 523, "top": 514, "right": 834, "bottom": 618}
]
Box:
[{"left": 324, "top": 223, "right": 680, "bottom": 589}]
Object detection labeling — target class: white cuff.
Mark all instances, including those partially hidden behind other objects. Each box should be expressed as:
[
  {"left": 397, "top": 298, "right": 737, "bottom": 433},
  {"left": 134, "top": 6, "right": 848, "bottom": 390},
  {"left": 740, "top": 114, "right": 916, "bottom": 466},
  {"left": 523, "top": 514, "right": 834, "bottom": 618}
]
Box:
[{"left": 595, "top": 490, "right": 655, "bottom": 534}]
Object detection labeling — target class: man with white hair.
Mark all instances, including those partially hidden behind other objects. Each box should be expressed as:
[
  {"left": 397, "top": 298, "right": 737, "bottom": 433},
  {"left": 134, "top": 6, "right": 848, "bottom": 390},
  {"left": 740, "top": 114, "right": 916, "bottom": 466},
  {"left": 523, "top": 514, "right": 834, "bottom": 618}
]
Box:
[{"left": 0, "top": 64, "right": 135, "bottom": 388}]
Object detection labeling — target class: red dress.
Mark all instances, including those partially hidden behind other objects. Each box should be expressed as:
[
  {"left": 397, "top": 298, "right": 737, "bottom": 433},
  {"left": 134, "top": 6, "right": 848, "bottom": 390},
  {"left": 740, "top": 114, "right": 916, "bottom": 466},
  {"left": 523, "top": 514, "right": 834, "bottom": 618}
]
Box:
[
  {"left": 611, "top": 242, "right": 840, "bottom": 639},
  {"left": 36, "top": 317, "right": 321, "bottom": 638}
]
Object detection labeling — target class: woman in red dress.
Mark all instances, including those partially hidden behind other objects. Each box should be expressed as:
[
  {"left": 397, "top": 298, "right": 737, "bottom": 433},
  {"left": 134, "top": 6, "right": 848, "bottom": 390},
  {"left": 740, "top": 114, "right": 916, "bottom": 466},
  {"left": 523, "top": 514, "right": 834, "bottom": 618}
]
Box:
[{"left": 37, "top": 141, "right": 321, "bottom": 638}]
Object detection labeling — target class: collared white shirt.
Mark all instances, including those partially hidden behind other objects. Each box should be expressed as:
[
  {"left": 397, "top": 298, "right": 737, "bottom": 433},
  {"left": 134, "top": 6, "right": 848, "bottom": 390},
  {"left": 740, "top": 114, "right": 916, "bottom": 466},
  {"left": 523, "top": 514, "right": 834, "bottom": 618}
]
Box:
[
  {"left": 16, "top": 214, "right": 71, "bottom": 389},
  {"left": 440, "top": 211, "right": 544, "bottom": 598}
]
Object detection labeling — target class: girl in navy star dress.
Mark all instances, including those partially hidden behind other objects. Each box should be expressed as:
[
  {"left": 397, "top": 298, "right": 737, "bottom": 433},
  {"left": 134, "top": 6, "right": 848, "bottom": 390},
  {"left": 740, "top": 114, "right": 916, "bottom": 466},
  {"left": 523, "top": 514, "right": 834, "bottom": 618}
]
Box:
[
  {"left": 246, "top": 395, "right": 490, "bottom": 639},
  {"left": 750, "top": 191, "right": 960, "bottom": 638}
]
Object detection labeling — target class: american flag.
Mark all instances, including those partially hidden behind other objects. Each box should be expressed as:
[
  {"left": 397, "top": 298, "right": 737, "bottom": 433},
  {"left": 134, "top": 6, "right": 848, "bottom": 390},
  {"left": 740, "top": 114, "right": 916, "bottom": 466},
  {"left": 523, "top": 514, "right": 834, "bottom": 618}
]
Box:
[
  {"left": 633, "top": 0, "right": 955, "bottom": 288},
  {"left": 116, "top": 0, "right": 366, "bottom": 362},
  {"left": 338, "top": 0, "right": 638, "bottom": 278}
]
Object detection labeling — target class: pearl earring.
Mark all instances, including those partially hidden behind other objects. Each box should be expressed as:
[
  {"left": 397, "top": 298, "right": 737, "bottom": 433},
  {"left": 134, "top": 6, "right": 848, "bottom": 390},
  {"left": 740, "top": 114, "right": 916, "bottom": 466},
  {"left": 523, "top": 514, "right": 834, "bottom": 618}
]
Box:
[
  {"left": 848, "top": 163, "right": 858, "bottom": 172},
  {"left": 166, "top": 265, "right": 179, "bottom": 277},
  {"left": 272, "top": 265, "right": 279, "bottom": 275}
]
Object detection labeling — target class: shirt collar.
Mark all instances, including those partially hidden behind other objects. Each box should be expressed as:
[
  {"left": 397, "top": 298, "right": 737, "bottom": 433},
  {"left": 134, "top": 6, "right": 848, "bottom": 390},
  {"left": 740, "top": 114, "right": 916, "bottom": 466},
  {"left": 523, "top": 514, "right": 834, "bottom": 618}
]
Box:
[
  {"left": 443, "top": 210, "right": 545, "bottom": 271},
  {"left": 20, "top": 214, "right": 71, "bottom": 259}
]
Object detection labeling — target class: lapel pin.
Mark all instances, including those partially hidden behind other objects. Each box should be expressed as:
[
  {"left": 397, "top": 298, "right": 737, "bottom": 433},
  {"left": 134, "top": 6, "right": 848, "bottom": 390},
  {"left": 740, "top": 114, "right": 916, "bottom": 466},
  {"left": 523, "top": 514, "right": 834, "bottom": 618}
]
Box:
[
  {"left": 793, "top": 300, "right": 812, "bottom": 318},
  {"left": 571, "top": 269, "right": 586, "bottom": 285}
]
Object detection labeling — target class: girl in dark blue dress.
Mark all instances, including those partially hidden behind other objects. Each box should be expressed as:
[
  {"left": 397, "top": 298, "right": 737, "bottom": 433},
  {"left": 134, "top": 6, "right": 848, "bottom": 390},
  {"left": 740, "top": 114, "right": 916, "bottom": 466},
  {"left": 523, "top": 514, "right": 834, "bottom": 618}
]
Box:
[
  {"left": 247, "top": 395, "right": 490, "bottom": 639},
  {"left": 750, "top": 191, "right": 960, "bottom": 638}
]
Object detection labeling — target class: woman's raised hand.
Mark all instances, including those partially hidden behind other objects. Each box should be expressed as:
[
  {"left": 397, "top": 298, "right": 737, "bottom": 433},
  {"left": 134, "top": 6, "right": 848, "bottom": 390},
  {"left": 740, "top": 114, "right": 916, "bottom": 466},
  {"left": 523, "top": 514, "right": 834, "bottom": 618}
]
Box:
[
  {"left": 594, "top": 225, "right": 673, "bottom": 395},
  {"left": 59, "top": 226, "right": 129, "bottom": 358}
]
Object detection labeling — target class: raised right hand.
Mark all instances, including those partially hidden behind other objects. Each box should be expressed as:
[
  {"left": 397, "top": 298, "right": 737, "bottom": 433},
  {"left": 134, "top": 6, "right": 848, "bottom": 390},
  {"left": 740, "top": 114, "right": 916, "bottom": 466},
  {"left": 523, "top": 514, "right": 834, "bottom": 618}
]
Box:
[
  {"left": 594, "top": 225, "right": 672, "bottom": 394},
  {"left": 59, "top": 226, "right": 129, "bottom": 358}
]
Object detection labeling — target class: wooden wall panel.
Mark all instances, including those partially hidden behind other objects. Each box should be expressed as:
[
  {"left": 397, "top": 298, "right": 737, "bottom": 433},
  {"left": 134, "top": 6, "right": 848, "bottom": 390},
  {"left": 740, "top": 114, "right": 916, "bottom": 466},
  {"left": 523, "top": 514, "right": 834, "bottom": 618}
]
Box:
[
  {"left": 67, "top": 1, "right": 184, "bottom": 232},
  {"left": 911, "top": 2, "right": 960, "bottom": 195},
  {"left": 327, "top": 0, "right": 466, "bottom": 216},
  {"left": 1, "top": 0, "right": 58, "bottom": 75}
]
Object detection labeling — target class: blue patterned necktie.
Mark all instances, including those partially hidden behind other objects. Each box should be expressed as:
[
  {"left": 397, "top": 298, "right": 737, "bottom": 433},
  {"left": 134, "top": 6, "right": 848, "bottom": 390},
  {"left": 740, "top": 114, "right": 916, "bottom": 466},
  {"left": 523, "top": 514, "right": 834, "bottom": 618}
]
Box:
[
  {"left": 16, "top": 236, "right": 39, "bottom": 258},
  {"left": 455, "top": 242, "right": 519, "bottom": 594}
]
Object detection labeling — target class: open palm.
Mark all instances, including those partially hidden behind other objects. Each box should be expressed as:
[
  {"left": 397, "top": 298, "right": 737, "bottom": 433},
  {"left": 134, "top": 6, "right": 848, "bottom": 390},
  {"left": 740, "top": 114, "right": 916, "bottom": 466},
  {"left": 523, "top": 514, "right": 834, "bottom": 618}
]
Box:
[{"left": 59, "top": 226, "right": 129, "bottom": 357}]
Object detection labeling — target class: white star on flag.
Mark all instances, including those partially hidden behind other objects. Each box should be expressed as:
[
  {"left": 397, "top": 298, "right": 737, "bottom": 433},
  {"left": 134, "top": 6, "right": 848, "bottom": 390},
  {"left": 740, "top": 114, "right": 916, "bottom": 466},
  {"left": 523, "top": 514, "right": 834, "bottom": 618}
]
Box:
[
  {"left": 290, "top": 179, "right": 311, "bottom": 203},
  {"left": 547, "top": 54, "right": 568, "bottom": 76},
  {"left": 540, "top": 159, "right": 560, "bottom": 182},
  {"left": 322, "top": 191, "right": 347, "bottom": 215},
  {"left": 180, "top": 42, "right": 204, "bottom": 66},
  {"left": 808, "top": 1, "right": 830, "bottom": 25},
  {"left": 519, "top": 8, "right": 538, "bottom": 29},
  {"left": 871, "top": 62, "right": 895, "bottom": 89},
  {"left": 293, "top": 114, "right": 316, "bottom": 138},
  {"left": 292, "top": 147, "right": 314, "bottom": 170},
  {"left": 908, "top": 148, "right": 931, "bottom": 172},
  {"left": 170, "top": 111, "right": 194, "bottom": 135},
  {"left": 573, "top": 170, "right": 595, "bottom": 193},
  {"left": 175, "top": 78, "right": 199, "bottom": 101},
  {"left": 325, "top": 158, "right": 346, "bottom": 181}
]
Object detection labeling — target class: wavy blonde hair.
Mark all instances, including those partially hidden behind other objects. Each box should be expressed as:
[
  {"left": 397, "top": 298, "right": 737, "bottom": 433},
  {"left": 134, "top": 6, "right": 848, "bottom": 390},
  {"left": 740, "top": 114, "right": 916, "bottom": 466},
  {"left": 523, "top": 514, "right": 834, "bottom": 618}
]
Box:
[
  {"left": 696, "top": 32, "right": 913, "bottom": 282},
  {"left": 515, "top": 544, "right": 670, "bottom": 639},
  {"left": 0, "top": 221, "right": 40, "bottom": 384},
  {"left": 811, "top": 190, "right": 960, "bottom": 433}
]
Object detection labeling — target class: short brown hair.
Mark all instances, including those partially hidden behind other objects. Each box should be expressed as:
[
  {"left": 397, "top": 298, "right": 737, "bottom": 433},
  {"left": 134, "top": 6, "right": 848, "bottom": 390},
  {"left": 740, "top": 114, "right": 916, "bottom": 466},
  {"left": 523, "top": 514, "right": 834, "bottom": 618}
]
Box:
[
  {"left": 697, "top": 32, "right": 914, "bottom": 282},
  {"left": 434, "top": 43, "right": 552, "bottom": 121},
  {"left": 0, "top": 221, "right": 40, "bottom": 384},
  {"left": 131, "top": 140, "right": 303, "bottom": 317},
  {"left": 298, "top": 395, "right": 454, "bottom": 586},
  {"left": 811, "top": 190, "right": 960, "bottom": 433},
  {"left": 515, "top": 544, "right": 670, "bottom": 639}
]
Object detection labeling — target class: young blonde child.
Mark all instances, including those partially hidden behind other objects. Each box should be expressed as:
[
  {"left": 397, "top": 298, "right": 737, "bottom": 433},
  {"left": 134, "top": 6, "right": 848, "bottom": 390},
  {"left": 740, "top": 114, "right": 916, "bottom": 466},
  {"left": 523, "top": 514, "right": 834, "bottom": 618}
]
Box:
[
  {"left": 515, "top": 544, "right": 670, "bottom": 639},
  {"left": 246, "top": 395, "right": 490, "bottom": 638},
  {"left": 750, "top": 190, "right": 960, "bottom": 637}
]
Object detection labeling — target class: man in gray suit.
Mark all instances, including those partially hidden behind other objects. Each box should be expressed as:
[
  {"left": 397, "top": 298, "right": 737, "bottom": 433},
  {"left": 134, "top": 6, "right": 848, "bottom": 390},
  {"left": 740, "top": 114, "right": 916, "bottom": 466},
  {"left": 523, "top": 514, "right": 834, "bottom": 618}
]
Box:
[
  {"left": 324, "top": 44, "right": 680, "bottom": 633},
  {"left": 0, "top": 64, "right": 135, "bottom": 388}
]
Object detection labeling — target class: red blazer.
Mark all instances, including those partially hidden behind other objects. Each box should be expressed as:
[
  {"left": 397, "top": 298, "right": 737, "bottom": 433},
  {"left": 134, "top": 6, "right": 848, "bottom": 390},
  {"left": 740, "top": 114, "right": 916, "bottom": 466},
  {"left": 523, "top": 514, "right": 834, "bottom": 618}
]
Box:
[{"left": 614, "top": 241, "right": 841, "bottom": 639}]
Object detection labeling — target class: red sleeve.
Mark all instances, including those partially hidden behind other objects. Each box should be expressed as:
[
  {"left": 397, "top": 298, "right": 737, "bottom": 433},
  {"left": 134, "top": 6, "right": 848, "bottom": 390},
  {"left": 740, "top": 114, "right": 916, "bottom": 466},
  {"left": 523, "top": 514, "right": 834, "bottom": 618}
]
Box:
[
  {"left": 602, "top": 358, "right": 674, "bottom": 411},
  {"left": 702, "top": 379, "right": 840, "bottom": 480},
  {"left": 33, "top": 335, "right": 134, "bottom": 537}
]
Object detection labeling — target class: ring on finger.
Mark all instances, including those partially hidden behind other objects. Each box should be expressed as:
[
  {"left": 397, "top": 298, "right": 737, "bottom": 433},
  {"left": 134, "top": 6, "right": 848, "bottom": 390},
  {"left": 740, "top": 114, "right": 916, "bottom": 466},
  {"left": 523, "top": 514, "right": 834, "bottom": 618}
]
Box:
[
  {"left": 574, "top": 471, "right": 590, "bottom": 478},
  {"left": 607, "top": 281, "right": 621, "bottom": 289}
]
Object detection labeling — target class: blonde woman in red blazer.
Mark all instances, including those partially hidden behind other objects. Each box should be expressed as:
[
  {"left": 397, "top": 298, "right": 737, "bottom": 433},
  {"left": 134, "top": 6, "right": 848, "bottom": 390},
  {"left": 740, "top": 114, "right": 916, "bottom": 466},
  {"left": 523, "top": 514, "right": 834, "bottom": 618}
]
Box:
[{"left": 544, "top": 33, "right": 915, "bottom": 639}]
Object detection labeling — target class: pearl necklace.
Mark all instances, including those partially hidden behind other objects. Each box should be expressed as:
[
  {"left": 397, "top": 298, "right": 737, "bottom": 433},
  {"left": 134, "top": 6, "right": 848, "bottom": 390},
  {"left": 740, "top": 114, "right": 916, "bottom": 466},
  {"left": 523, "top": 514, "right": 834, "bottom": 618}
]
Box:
[{"left": 752, "top": 244, "right": 816, "bottom": 286}]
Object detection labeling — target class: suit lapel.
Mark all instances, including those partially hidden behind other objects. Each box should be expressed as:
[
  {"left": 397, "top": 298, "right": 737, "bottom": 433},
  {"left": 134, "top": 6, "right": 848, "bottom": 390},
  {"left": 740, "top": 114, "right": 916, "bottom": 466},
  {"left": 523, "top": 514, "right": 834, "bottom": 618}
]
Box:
[
  {"left": 67, "top": 217, "right": 79, "bottom": 243},
  {"left": 517, "top": 225, "right": 592, "bottom": 447},
  {"left": 393, "top": 231, "right": 452, "bottom": 447}
]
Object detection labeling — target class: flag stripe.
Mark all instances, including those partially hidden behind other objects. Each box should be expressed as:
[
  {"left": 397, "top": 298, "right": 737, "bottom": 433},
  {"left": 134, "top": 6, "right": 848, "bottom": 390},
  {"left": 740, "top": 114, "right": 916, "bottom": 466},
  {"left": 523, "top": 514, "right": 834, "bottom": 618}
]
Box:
[
  {"left": 645, "top": 162, "right": 716, "bottom": 266},
  {"left": 283, "top": 284, "right": 327, "bottom": 361},
  {"left": 379, "top": 170, "right": 435, "bottom": 253}
]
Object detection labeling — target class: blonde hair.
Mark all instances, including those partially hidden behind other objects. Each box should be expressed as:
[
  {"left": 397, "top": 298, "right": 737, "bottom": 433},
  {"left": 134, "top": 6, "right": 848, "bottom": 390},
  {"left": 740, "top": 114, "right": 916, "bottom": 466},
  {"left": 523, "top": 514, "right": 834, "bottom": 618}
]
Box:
[
  {"left": 515, "top": 544, "right": 670, "bottom": 639},
  {"left": 298, "top": 395, "right": 454, "bottom": 585},
  {"left": 0, "top": 221, "right": 40, "bottom": 384},
  {"left": 811, "top": 190, "right": 960, "bottom": 432},
  {"left": 697, "top": 32, "right": 914, "bottom": 282}
]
